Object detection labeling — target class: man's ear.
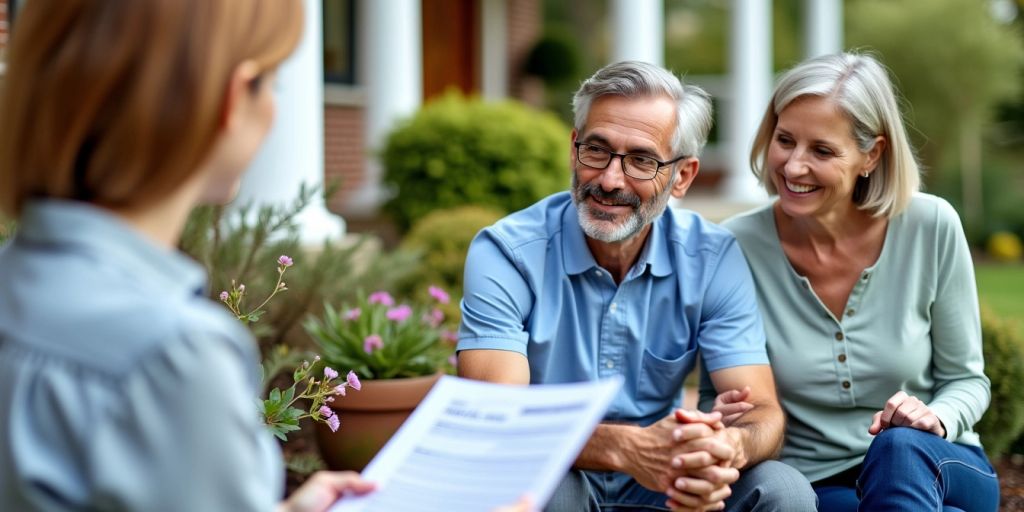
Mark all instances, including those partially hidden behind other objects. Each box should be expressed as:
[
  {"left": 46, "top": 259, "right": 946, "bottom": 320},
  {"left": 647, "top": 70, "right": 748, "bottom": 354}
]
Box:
[
  {"left": 670, "top": 158, "right": 700, "bottom": 199},
  {"left": 219, "top": 60, "right": 262, "bottom": 131}
]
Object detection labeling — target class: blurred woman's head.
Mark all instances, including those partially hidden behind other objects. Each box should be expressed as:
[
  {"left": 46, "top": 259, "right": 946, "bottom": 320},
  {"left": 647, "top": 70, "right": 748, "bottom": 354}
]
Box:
[
  {"left": 749, "top": 52, "right": 921, "bottom": 218},
  {"left": 0, "top": 0, "right": 303, "bottom": 217}
]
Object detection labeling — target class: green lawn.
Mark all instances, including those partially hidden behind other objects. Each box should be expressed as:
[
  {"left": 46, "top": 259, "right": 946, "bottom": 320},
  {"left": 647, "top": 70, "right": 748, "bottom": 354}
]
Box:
[{"left": 976, "top": 263, "right": 1024, "bottom": 337}]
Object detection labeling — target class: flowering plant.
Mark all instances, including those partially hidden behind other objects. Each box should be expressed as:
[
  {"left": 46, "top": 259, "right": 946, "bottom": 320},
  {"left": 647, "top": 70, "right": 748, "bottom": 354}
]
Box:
[
  {"left": 304, "top": 286, "right": 457, "bottom": 380},
  {"left": 219, "top": 254, "right": 361, "bottom": 440}
]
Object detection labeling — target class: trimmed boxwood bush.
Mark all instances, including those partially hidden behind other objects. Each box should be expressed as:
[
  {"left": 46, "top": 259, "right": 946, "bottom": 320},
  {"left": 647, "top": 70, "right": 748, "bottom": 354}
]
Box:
[
  {"left": 381, "top": 92, "right": 570, "bottom": 231},
  {"left": 398, "top": 205, "right": 506, "bottom": 323},
  {"left": 976, "top": 307, "right": 1024, "bottom": 458}
]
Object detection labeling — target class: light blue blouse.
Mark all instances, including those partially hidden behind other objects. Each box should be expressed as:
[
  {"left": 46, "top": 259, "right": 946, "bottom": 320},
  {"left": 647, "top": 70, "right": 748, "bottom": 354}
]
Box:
[
  {"left": 712, "top": 193, "right": 988, "bottom": 483},
  {"left": 0, "top": 201, "right": 282, "bottom": 511}
]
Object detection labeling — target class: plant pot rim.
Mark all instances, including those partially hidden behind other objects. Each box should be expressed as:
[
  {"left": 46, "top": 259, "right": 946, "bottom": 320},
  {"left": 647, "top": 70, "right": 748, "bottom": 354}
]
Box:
[{"left": 328, "top": 372, "right": 443, "bottom": 412}]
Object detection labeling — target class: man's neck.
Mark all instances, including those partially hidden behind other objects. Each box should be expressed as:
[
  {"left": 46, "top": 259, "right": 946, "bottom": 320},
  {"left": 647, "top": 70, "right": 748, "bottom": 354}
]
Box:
[{"left": 585, "top": 224, "right": 652, "bottom": 284}]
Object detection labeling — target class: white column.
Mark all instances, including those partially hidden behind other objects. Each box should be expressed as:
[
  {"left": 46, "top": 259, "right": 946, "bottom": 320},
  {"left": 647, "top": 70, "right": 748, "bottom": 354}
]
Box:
[
  {"left": 610, "top": 0, "right": 664, "bottom": 66},
  {"left": 803, "top": 0, "right": 842, "bottom": 58},
  {"left": 480, "top": 0, "right": 508, "bottom": 100},
  {"left": 351, "top": 0, "right": 422, "bottom": 214},
  {"left": 235, "top": 0, "right": 345, "bottom": 244},
  {"left": 724, "top": 0, "right": 771, "bottom": 203}
]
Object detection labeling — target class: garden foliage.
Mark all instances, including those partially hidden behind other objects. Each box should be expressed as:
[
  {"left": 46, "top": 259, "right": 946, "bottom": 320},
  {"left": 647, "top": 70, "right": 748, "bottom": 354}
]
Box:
[
  {"left": 976, "top": 307, "right": 1024, "bottom": 458},
  {"left": 382, "top": 92, "right": 570, "bottom": 231}
]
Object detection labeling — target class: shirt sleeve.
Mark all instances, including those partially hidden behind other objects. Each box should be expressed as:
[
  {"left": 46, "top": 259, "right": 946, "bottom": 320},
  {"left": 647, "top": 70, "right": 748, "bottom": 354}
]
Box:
[
  {"left": 926, "top": 200, "right": 991, "bottom": 442},
  {"left": 457, "top": 230, "right": 533, "bottom": 354},
  {"left": 88, "top": 329, "right": 281, "bottom": 512},
  {"left": 697, "top": 237, "right": 770, "bottom": 372}
]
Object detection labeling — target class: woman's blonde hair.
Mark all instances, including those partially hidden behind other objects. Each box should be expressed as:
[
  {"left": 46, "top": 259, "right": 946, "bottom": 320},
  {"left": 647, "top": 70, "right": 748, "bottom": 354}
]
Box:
[
  {"left": 749, "top": 52, "right": 921, "bottom": 218},
  {"left": 0, "top": 0, "right": 304, "bottom": 217}
]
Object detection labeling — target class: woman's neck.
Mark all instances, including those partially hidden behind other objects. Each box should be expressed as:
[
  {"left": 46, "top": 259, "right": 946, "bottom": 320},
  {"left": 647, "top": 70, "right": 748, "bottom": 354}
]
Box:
[{"left": 111, "top": 178, "right": 204, "bottom": 249}]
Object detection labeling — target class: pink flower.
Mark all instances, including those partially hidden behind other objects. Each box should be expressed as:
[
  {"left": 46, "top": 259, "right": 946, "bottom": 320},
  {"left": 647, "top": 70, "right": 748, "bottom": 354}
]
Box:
[
  {"left": 325, "top": 396, "right": 335, "bottom": 402},
  {"left": 386, "top": 304, "right": 413, "bottom": 322},
  {"left": 347, "top": 370, "right": 361, "bottom": 391},
  {"left": 333, "top": 384, "right": 347, "bottom": 397},
  {"left": 367, "top": 291, "right": 394, "bottom": 306},
  {"left": 363, "top": 334, "right": 383, "bottom": 354},
  {"left": 423, "top": 307, "right": 445, "bottom": 327},
  {"left": 319, "top": 405, "right": 334, "bottom": 418},
  {"left": 441, "top": 330, "right": 459, "bottom": 344},
  {"left": 238, "top": 284, "right": 246, "bottom": 293},
  {"left": 428, "top": 285, "right": 450, "bottom": 304},
  {"left": 343, "top": 307, "right": 361, "bottom": 321},
  {"left": 326, "top": 414, "right": 341, "bottom": 432},
  {"left": 278, "top": 255, "right": 294, "bottom": 267},
  {"left": 448, "top": 354, "right": 458, "bottom": 368},
  {"left": 324, "top": 367, "right": 339, "bottom": 380},
  {"left": 219, "top": 291, "right": 229, "bottom": 302}
]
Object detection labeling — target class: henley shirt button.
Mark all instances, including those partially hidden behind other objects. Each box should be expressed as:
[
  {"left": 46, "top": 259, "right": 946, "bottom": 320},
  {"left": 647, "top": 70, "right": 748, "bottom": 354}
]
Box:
[
  {"left": 605, "top": 360, "right": 614, "bottom": 369},
  {"left": 835, "top": 332, "right": 844, "bottom": 341},
  {"left": 861, "top": 273, "right": 870, "bottom": 281},
  {"left": 842, "top": 380, "right": 851, "bottom": 389},
  {"left": 609, "top": 303, "right": 617, "bottom": 312},
  {"left": 838, "top": 354, "right": 847, "bottom": 363},
  {"left": 801, "top": 281, "right": 809, "bottom": 289},
  {"left": 846, "top": 308, "right": 855, "bottom": 316}
]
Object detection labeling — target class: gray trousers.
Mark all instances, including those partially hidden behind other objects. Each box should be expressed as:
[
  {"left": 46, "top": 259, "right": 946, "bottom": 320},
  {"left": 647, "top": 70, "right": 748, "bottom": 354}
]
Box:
[{"left": 545, "top": 460, "right": 816, "bottom": 512}]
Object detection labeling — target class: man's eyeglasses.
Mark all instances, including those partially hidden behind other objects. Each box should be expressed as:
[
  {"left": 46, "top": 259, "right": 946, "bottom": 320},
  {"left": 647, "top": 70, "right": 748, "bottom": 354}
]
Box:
[{"left": 574, "top": 142, "right": 688, "bottom": 181}]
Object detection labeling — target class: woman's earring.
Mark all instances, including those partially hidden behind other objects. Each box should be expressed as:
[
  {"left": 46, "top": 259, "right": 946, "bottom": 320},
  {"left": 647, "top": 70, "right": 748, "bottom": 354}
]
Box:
[{"left": 861, "top": 171, "right": 870, "bottom": 178}]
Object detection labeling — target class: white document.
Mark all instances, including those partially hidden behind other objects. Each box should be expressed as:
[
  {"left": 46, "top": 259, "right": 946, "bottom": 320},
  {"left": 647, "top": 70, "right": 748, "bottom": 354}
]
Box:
[{"left": 329, "top": 375, "right": 622, "bottom": 512}]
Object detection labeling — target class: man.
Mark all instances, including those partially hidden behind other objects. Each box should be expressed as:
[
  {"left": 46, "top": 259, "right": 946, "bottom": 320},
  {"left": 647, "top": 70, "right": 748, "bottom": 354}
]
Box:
[{"left": 456, "top": 61, "right": 815, "bottom": 511}]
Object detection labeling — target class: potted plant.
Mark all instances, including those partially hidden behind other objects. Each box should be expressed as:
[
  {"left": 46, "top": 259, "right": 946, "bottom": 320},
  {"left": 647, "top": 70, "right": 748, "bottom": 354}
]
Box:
[{"left": 304, "top": 286, "right": 456, "bottom": 470}]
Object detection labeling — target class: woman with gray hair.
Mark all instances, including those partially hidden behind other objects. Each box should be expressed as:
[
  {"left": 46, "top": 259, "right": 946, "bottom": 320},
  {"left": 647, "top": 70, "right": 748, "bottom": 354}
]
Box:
[{"left": 705, "top": 52, "right": 998, "bottom": 510}]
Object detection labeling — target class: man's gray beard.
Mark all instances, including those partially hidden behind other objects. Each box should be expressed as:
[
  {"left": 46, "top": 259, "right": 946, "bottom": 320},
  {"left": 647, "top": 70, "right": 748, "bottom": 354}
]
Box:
[{"left": 571, "top": 173, "right": 674, "bottom": 243}]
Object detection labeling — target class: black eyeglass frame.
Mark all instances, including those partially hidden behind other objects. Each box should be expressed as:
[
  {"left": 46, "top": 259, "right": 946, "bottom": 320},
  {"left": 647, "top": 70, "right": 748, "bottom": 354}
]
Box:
[{"left": 573, "top": 142, "right": 689, "bottom": 181}]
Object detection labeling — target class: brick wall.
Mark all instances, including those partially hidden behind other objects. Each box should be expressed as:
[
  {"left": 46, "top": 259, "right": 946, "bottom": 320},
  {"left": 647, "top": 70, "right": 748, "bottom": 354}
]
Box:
[
  {"left": 506, "top": 0, "right": 540, "bottom": 100},
  {"left": 324, "top": 104, "right": 366, "bottom": 215}
]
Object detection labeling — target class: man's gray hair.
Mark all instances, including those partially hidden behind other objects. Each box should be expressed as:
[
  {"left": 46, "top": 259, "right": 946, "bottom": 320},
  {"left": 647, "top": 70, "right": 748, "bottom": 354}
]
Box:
[{"left": 571, "top": 61, "right": 713, "bottom": 158}]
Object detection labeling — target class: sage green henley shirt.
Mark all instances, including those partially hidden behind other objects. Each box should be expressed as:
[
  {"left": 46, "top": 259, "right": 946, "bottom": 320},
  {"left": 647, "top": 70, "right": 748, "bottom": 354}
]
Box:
[{"left": 713, "top": 193, "right": 988, "bottom": 483}]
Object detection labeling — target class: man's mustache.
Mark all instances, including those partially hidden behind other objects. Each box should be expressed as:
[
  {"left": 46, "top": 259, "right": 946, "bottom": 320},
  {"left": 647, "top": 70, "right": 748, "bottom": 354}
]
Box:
[{"left": 578, "top": 182, "right": 641, "bottom": 209}]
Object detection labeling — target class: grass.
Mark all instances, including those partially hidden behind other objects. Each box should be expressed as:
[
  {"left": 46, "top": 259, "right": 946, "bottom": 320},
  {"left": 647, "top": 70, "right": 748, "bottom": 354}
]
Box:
[{"left": 976, "top": 262, "right": 1024, "bottom": 338}]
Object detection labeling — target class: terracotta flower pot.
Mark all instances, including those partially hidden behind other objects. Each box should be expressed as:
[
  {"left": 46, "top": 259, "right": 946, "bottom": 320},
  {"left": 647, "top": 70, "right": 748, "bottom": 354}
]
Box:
[{"left": 316, "top": 372, "right": 442, "bottom": 471}]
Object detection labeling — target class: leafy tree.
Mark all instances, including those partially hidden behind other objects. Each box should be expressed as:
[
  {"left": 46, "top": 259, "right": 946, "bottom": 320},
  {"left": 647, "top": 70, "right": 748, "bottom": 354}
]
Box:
[{"left": 847, "top": 0, "right": 1024, "bottom": 232}]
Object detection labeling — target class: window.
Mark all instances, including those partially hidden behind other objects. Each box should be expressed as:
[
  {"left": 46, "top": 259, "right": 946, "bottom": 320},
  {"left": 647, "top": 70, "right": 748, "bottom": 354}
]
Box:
[{"left": 323, "top": 0, "right": 355, "bottom": 85}]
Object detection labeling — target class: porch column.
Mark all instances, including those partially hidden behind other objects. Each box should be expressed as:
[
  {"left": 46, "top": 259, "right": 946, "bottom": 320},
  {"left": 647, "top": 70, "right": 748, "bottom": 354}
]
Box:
[
  {"left": 804, "top": 0, "right": 842, "bottom": 58},
  {"left": 480, "top": 0, "right": 508, "bottom": 100},
  {"left": 351, "top": 0, "right": 423, "bottom": 215},
  {"left": 724, "top": 0, "right": 772, "bottom": 203},
  {"left": 610, "top": 0, "right": 664, "bottom": 66},
  {"left": 236, "top": 0, "right": 345, "bottom": 243}
]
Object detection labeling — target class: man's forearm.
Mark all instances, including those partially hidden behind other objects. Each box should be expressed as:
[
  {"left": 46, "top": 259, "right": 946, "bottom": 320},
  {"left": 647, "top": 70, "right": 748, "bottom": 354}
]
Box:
[
  {"left": 727, "top": 403, "right": 784, "bottom": 468},
  {"left": 573, "top": 423, "right": 634, "bottom": 472}
]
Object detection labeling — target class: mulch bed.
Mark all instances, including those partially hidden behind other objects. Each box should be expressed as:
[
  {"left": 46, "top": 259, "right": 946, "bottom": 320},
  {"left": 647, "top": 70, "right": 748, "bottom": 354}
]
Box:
[{"left": 999, "top": 456, "right": 1024, "bottom": 511}]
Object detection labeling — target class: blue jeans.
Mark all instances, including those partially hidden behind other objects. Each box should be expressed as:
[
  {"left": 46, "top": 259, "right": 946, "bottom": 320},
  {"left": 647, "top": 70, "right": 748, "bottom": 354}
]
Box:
[
  {"left": 545, "top": 460, "right": 816, "bottom": 511},
  {"left": 813, "top": 427, "right": 999, "bottom": 511}
]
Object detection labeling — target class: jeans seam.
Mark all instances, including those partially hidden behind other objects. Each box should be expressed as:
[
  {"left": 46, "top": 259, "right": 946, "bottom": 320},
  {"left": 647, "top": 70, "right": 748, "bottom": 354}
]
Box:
[{"left": 931, "top": 457, "right": 1000, "bottom": 511}]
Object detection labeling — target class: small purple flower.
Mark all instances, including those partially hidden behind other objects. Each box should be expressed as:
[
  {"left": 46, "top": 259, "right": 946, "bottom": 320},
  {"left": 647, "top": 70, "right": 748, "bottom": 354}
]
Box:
[
  {"left": 325, "top": 396, "right": 335, "bottom": 403},
  {"left": 278, "top": 255, "right": 294, "bottom": 267},
  {"left": 313, "top": 355, "right": 321, "bottom": 362},
  {"left": 324, "top": 367, "right": 339, "bottom": 380},
  {"left": 238, "top": 284, "right": 246, "bottom": 293},
  {"left": 448, "top": 354, "right": 458, "bottom": 368},
  {"left": 347, "top": 370, "right": 361, "bottom": 391},
  {"left": 343, "top": 307, "right": 361, "bottom": 321},
  {"left": 386, "top": 304, "right": 413, "bottom": 322},
  {"left": 326, "top": 414, "right": 341, "bottom": 432},
  {"left": 428, "top": 285, "right": 450, "bottom": 304},
  {"left": 333, "top": 384, "right": 347, "bottom": 397},
  {"left": 319, "top": 405, "right": 334, "bottom": 418},
  {"left": 367, "top": 291, "right": 394, "bottom": 306},
  {"left": 363, "top": 335, "right": 383, "bottom": 354},
  {"left": 441, "top": 330, "right": 459, "bottom": 344},
  {"left": 219, "top": 291, "right": 229, "bottom": 302}
]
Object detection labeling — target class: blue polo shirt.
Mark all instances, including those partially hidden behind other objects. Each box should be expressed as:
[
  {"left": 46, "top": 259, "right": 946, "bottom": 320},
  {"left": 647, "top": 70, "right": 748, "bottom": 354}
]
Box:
[{"left": 458, "top": 192, "right": 768, "bottom": 426}]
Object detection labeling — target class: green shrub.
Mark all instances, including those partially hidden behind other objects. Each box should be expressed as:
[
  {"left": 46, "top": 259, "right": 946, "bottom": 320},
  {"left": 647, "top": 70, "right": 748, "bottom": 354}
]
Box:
[
  {"left": 398, "top": 206, "right": 505, "bottom": 322},
  {"left": 976, "top": 307, "right": 1024, "bottom": 458},
  {"left": 523, "top": 29, "right": 581, "bottom": 85},
  {"left": 381, "top": 92, "right": 570, "bottom": 231},
  {"left": 0, "top": 218, "right": 14, "bottom": 245}
]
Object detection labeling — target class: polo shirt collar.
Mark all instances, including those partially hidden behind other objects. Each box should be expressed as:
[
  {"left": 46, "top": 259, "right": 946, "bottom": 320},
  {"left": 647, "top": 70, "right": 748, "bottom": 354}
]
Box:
[{"left": 561, "top": 200, "right": 673, "bottom": 278}]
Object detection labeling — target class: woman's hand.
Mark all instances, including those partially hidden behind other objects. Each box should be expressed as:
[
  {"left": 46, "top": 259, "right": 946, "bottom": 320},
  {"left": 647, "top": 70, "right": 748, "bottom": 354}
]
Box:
[
  {"left": 868, "top": 391, "right": 946, "bottom": 437},
  {"left": 278, "top": 471, "right": 376, "bottom": 512},
  {"left": 709, "top": 386, "right": 754, "bottom": 427}
]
